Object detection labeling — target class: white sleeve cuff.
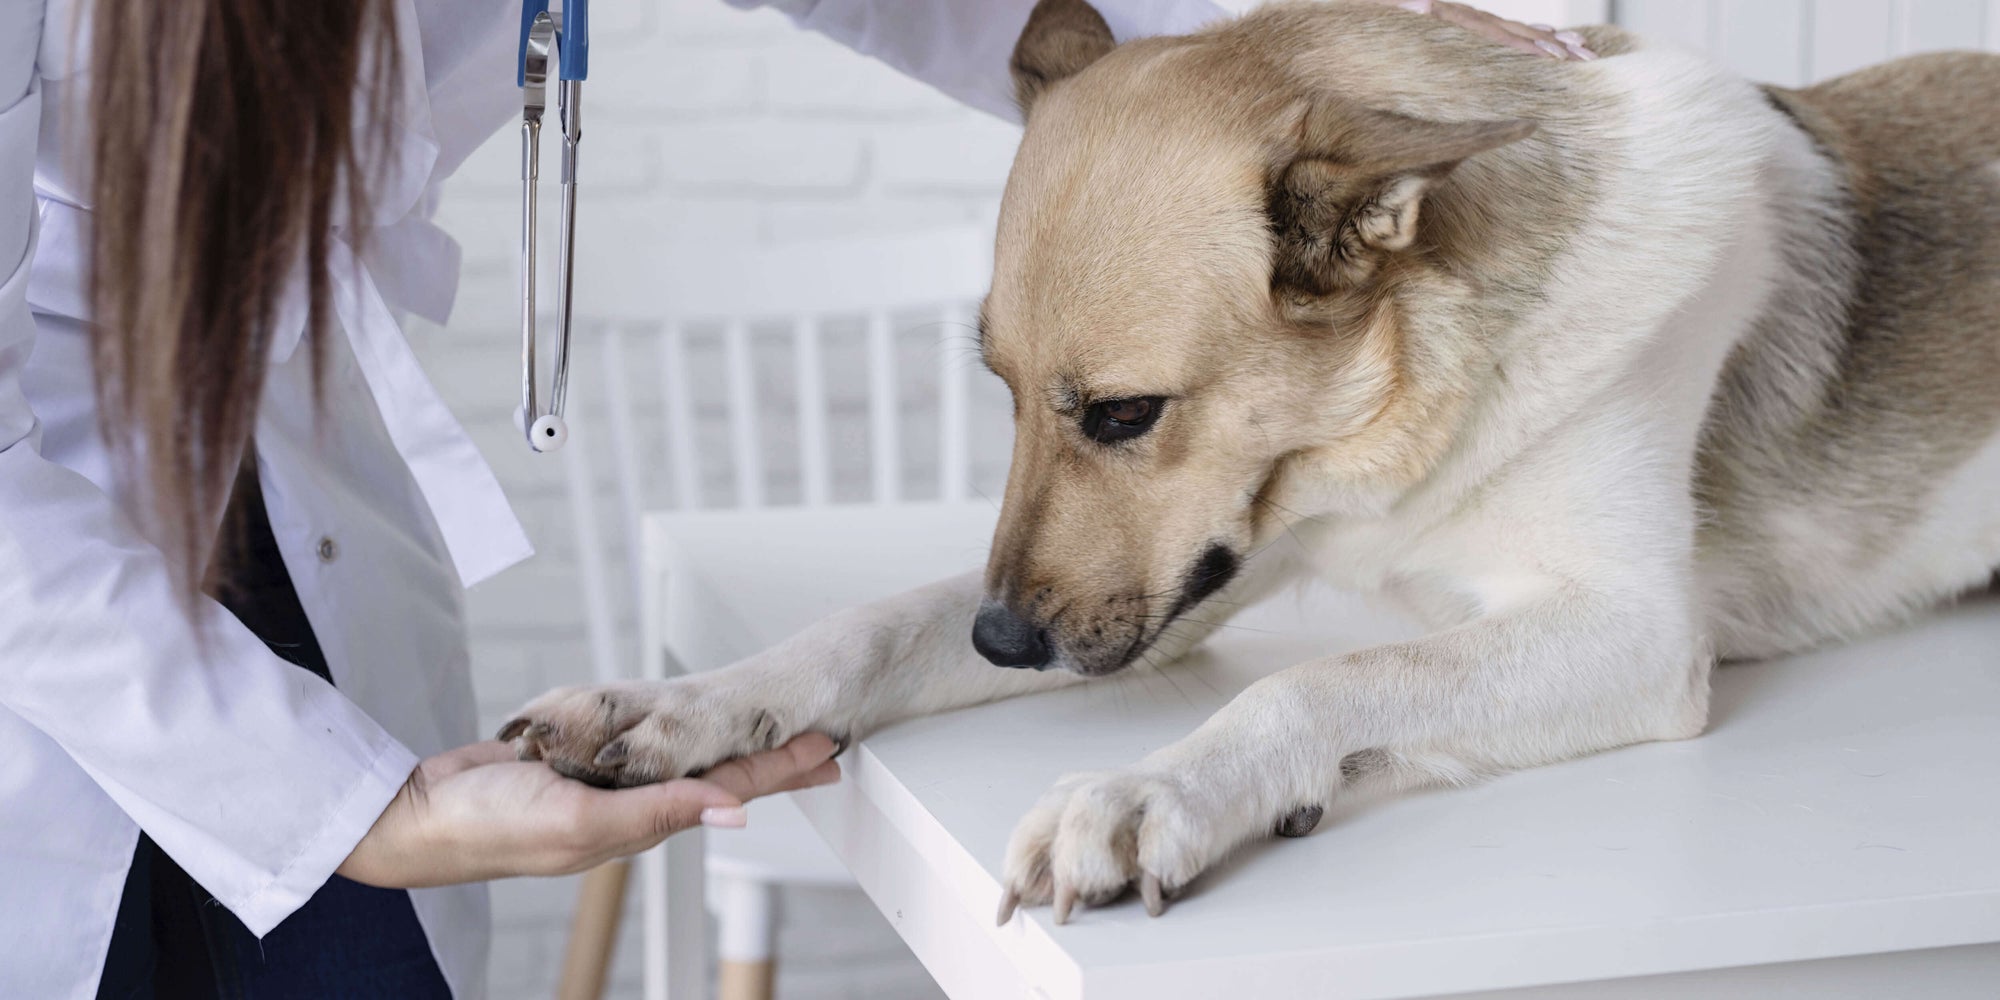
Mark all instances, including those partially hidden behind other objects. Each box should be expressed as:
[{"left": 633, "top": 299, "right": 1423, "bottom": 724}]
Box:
[{"left": 223, "top": 737, "right": 420, "bottom": 937}]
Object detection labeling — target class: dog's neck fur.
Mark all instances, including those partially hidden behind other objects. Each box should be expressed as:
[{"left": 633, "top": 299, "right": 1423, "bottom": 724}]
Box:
[{"left": 1247, "top": 14, "right": 1798, "bottom": 591}]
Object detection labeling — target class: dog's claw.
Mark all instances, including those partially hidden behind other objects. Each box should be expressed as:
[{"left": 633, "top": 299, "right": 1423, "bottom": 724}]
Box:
[
  {"left": 1141, "top": 873, "right": 1165, "bottom": 917},
  {"left": 592, "top": 739, "right": 629, "bottom": 767},
  {"left": 496, "top": 718, "right": 530, "bottom": 742},
  {"left": 996, "top": 888, "right": 1020, "bottom": 926},
  {"left": 1275, "top": 803, "right": 1324, "bottom": 838},
  {"left": 1053, "top": 885, "right": 1077, "bottom": 925}
]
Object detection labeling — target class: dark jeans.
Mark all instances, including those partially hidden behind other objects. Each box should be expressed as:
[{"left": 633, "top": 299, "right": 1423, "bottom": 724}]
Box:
[{"left": 95, "top": 460, "right": 451, "bottom": 1000}]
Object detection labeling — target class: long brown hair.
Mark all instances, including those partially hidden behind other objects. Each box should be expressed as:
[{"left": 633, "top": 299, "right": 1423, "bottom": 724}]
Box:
[{"left": 89, "top": 0, "right": 399, "bottom": 597}]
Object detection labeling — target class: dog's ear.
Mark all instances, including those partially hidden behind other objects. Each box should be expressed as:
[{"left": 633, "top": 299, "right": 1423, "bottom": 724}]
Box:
[
  {"left": 1011, "top": 0, "right": 1117, "bottom": 117},
  {"left": 1268, "top": 104, "right": 1535, "bottom": 300}
]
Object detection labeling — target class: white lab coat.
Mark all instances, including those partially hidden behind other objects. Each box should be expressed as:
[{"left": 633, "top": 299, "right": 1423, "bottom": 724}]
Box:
[{"left": 0, "top": 1, "right": 1219, "bottom": 998}]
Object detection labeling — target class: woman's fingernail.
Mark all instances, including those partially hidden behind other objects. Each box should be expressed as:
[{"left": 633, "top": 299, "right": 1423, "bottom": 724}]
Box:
[
  {"left": 1555, "top": 30, "right": 1586, "bottom": 45},
  {"left": 700, "top": 807, "right": 748, "bottom": 829},
  {"left": 1535, "top": 39, "right": 1566, "bottom": 58},
  {"left": 1567, "top": 43, "right": 1599, "bottom": 60}
]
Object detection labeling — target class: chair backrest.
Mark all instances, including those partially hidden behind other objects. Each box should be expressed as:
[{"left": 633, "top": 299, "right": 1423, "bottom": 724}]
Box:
[
  {"left": 560, "top": 227, "right": 1004, "bottom": 682},
  {"left": 581, "top": 226, "right": 997, "bottom": 510}
]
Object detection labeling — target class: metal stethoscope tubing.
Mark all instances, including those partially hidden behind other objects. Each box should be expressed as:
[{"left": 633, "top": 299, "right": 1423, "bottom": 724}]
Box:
[{"left": 518, "top": 4, "right": 584, "bottom": 453}]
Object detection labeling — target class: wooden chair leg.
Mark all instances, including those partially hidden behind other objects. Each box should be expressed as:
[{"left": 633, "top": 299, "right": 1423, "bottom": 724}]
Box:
[
  {"left": 713, "top": 874, "right": 779, "bottom": 1000},
  {"left": 557, "top": 859, "right": 632, "bottom": 1000},
  {"left": 717, "top": 959, "right": 775, "bottom": 1000}
]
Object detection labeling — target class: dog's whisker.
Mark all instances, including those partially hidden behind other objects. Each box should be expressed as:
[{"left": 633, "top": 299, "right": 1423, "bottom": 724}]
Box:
[
  {"left": 1149, "top": 654, "right": 1197, "bottom": 707},
  {"left": 1253, "top": 495, "right": 1316, "bottom": 557},
  {"left": 969, "top": 483, "right": 1002, "bottom": 513}
]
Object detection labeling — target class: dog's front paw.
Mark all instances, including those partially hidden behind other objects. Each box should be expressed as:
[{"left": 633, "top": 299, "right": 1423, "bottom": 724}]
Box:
[
  {"left": 497, "top": 679, "right": 800, "bottom": 788},
  {"left": 998, "top": 768, "right": 1256, "bottom": 925}
]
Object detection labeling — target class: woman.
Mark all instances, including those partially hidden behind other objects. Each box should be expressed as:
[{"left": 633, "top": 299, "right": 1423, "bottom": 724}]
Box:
[{"left": 0, "top": 0, "right": 1585, "bottom": 997}]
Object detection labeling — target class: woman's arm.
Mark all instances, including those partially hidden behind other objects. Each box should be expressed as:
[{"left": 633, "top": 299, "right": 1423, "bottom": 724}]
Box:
[
  {"left": 0, "top": 434, "right": 420, "bottom": 935},
  {"left": 0, "top": 355, "right": 417, "bottom": 941}
]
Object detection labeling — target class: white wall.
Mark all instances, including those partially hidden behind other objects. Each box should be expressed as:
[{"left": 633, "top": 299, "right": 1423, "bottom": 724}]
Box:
[
  {"left": 417, "top": 2, "right": 1999, "bottom": 998},
  {"left": 1615, "top": 0, "right": 2000, "bottom": 83}
]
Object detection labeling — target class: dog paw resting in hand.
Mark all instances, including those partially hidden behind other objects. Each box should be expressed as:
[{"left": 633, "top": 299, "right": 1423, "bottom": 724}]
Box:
[{"left": 499, "top": 680, "right": 813, "bottom": 789}]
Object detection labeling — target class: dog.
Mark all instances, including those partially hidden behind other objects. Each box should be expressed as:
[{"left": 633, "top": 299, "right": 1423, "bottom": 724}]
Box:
[{"left": 502, "top": 0, "right": 2000, "bottom": 925}]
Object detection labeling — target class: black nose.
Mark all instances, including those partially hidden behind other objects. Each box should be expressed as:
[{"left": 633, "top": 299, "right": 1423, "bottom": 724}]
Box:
[{"left": 971, "top": 601, "right": 1053, "bottom": 669}]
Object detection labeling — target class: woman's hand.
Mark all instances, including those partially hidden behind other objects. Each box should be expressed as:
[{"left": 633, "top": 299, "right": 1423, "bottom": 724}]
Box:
[
  {"left": 1377, "top": 0, "right": 1597, "bottom": 60},
  {"left": 337, "top": 732, "right": 842, "bottom": 889}
]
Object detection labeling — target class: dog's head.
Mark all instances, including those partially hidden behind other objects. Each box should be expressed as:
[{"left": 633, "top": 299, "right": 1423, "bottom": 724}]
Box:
[{"left": 971, "top": 0, "right": 1538, "bottom": 675}]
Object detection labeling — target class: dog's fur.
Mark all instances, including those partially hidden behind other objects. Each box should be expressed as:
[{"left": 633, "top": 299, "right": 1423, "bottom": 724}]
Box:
[{"left": 506, "top": 1, "right": 2000, "bottom": 922}]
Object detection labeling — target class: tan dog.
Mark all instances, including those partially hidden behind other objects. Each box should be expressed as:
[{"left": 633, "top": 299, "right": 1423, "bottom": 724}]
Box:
[{"left": 505, "top": 0, "right": 2000, "bottom": 924}]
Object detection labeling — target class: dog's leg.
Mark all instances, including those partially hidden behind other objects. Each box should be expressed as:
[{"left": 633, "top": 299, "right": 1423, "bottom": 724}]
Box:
[
  {"left": 504, "top": 541, "right": 1302, "bottom": 786},
  {"left": 499, "top": 571, "right": 1079, "bottom": 785},
  {"left": 1000, "top": 591, "right": 1712, "bottom": 921}
]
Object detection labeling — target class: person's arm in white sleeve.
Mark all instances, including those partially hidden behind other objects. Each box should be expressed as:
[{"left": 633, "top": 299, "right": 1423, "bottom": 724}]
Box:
[
  {"left": 0, "top": 83, "right": 418, "bottom": 937},
  {"left": 722, "top": 0, "right": 1595, "bottom": 121},
  {"left": 722, "top": 0, "right": 1228, "bottom": 121}
]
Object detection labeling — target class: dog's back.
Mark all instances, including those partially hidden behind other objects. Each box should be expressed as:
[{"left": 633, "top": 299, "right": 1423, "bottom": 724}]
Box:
[{"left": 1695, "top": 52, "right": 2000, "bottom": 657}]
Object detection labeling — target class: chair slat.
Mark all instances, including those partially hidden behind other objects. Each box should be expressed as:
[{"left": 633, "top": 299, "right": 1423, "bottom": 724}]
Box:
[
  {"left": 560, "top": 410, "right": 621, "bottom": 685},
  {"left": 793, "top": 317, "right": 831, "bottom": 508},
  {"left": 660, "top": 322, "right": 702, "bottom": 510},
  {"left": 866, "top": 311, "right": 901, "bottom": 503},
  {"left": 723, "top": 320, "right": 765, "bottom": 508},
  {"left": 937, "top": 301, "right": 971, "bottom": 502},
  {"left": 602, "top": 326, "right": 648, "bottom": 605}
]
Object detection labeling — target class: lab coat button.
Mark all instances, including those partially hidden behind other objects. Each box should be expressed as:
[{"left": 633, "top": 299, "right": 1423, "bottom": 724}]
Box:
[{"left": 317, "top": 537, "right": 338, "bottom": 563}]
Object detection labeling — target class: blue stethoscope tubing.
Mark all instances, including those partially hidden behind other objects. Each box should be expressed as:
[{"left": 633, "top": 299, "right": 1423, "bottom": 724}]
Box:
[{"left": 517, "top": 0, "right": 589, "bottom": 452}]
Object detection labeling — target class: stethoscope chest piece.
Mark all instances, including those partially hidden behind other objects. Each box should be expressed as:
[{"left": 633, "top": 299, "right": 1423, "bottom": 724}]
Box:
[{"left": 518, "top": 0, "right": 590, "bottom": 452}]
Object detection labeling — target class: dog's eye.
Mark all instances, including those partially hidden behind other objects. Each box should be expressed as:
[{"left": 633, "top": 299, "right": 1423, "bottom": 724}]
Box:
[{"left": 1081, "top": 396, "right": 1164, "bottom": 443}]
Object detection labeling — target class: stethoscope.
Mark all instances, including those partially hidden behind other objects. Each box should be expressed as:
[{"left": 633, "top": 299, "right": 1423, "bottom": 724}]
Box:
[{"left": 516, "top": 0, "right": 589, "bottom": 452}]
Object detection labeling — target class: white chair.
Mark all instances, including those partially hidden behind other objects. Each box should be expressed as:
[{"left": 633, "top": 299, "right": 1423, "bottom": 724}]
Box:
[{"left": 554, "top": 226, "right": 1000, "bottom": 1000}]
